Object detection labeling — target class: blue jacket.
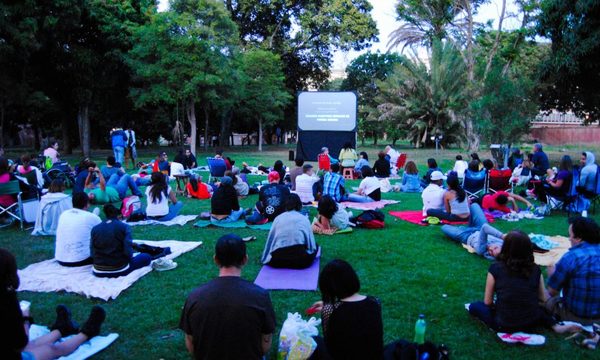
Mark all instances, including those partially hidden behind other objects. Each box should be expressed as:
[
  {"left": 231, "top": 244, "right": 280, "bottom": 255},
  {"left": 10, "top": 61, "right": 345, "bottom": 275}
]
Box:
[{"left": 111, "top": 130, "right": 127, "bottom": 148}]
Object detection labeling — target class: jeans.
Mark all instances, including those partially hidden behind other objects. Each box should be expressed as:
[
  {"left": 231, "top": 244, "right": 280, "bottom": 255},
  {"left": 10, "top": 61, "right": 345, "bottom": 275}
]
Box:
[
  {"left": 211, "top": 208, "right": 245, "bottom": 223},
  {"left": 107, "top": 173, "right": 142, "bottom": 198},
  {"left": 426, "top": 208, "right": 467, "bottom": 222},
  {"left": 470, "top": 301, "right": 556, "bottom": 332},
  {"left": 246, "top": 210, "right": 266, "bottom": 224},
  {"left": 155, "top": 202, "right": 183, "bottom": 222},
  {"left": 135, "top": 177, "right": 151, "bottom": 187},
  {"left": 93, "top": 253, "right": 152, "bottom": 278},
  {"left": 440, "top": 203, "right": 488, "bottom": 243},
  {"left": 469, "top": 302, "right": 499, "bottom": 330},
  {"left": 346, "top": 193, "right": 375, "bottom": 203},
  {"left": 113, "top": 146, "right": 125, "bottom": 165}
]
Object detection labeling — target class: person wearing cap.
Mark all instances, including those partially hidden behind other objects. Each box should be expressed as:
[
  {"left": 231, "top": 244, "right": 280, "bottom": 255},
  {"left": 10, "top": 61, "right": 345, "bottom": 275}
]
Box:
[
  {"left": 294, "top": 164, "right": 320, "bottom": 204},
  {"left": 179, "top": 234, "right": 276, "bottom": 359},
  {"left": 421, "top": 171, "right": 446, "bottom": 216},
  {"left": 246, "top": 171, "right": 290, "bottom": 224},
  {"left": 426, "top": 172, "right": 470, "bottom": 221},
  {"left": 210, "top": 176, "right": 245, "bottom": 223}
]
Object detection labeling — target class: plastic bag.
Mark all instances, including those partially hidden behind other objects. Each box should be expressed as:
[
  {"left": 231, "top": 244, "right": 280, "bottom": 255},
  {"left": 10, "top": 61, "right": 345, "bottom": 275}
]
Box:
[{"left": 278, "top": 312, "right": 321, "bottom": 360}]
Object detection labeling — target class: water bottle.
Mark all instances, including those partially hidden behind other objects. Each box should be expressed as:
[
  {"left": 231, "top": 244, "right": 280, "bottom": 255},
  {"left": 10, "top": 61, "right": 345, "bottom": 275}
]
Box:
[{"left": 414, "top": 314, "right": 426, "bottom": 344}]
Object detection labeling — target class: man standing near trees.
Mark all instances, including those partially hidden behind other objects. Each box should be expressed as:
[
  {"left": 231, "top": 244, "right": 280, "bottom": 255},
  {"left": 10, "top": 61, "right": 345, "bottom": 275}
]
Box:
[{"left": 111, "top": 128, "right": 127, "bottom": 165}]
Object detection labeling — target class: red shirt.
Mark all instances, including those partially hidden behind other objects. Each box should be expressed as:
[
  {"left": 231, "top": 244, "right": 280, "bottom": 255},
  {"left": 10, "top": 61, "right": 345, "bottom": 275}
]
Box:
[
  {"left": 482, "top": 191, "right": 511, "bottom": 213},
  {"left": 186, "top": 182, "right": 211, "bottom": 199}
]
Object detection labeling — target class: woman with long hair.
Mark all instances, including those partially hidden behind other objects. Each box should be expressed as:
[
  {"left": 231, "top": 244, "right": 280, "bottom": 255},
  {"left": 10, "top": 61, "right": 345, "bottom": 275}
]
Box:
[
  {"left": 272, "top": 160, "right": 286, "bottom": 184},
  {"left": 421, "top": 158, "right": 441, "bottom": 187},
  {"left": 401, "top": 161, "right": 422, "bottom": 192},
  {"left": 186, "top": 174, "right": 212, "bottom": 199},
  {"left": 468, "top": 232, "right": 573, "bottom": 333},
  {"left": 338, "top": 142, "right": 358, "bottom": 171},
  {"left": 426, "top": 173, "right": 470, "bottom": 221},
  {"left": 535, "top": 155, "right": 574, "bottom": 204},
  {"left": 145, "top": 172, "right": 183, "bottom": 221},
  {"left": 312, "top": 195, "right": 351, "bottom": 235}
]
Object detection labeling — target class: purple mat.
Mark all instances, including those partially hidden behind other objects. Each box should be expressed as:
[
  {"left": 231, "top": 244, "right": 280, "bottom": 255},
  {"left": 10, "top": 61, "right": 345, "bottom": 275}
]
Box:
[{"left": 254, "top": 249, "right": 321, "bottom": 291}]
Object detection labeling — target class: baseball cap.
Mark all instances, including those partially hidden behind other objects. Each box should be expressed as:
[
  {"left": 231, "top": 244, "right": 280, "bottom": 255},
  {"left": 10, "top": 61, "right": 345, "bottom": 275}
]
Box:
[
  {"left": 268, "top": 171, "right": 280, "bottom": 182},
  {"left": 430, "top": 171, "right": 447, "bottom": 181}
]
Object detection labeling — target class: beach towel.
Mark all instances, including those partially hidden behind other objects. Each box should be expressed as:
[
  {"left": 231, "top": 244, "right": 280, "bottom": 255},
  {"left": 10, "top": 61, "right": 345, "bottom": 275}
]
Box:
[
  {"left": 194, "top": 219, "right": 272, "bottom": 231},
  {"left": 17, "top": 240, "right": 202, "bottom": 300},
  {"left": 254, "top": 249, "right": 321, "bottom": 291},
  {"left": 389, "top": 210, "right": 494, "bottom": 226},
  {"left": 337, "top": 200, "right": 399, "bottom": 211},
  {"left": 28, "top": 324, "right": 118, "bottom": 359},
  {"left": 126, "top": 215, "right": 197, "bottom": 226}
]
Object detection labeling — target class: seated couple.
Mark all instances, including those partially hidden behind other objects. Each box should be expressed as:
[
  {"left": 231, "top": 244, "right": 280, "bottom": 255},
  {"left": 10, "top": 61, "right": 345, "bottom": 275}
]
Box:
[
  {"left": 323, "top": 164, "right": 380, "bottom": 203},
  {"left": 423, "top": 172, "right": 470, "bottom": 222}
]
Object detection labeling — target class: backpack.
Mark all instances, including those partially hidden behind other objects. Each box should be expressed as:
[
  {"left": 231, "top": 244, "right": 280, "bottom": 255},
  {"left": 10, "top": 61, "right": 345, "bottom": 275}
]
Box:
[
  {"left": 121, "top": 195, "right": 142, "bottom": 219},
  {"left": 351, "top": 210, "right": 385, "bottom": 229}
]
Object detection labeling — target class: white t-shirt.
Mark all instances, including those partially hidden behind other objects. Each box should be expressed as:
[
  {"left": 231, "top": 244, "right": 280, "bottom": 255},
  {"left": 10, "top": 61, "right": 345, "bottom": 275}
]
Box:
[
  {"left": 358, "top": 176, "right": 381, "bottom": 196},
  {"left": 387, "top": 148, "right": 400, "bottom": 168},
  {"left": 453, "top": 160, "right": 468, "bottom": 178},
  {"left": 421, "top": 184, "right": 446, "bottom": 216},
  {"left": 295, "top": 173, "right": 320, "bottom": 203},
  {"left": 146, "top": 185, "right": 171, "bottom": 217},
  {"left": 55, "top": 208, "right": 102, "bottom": 263}
]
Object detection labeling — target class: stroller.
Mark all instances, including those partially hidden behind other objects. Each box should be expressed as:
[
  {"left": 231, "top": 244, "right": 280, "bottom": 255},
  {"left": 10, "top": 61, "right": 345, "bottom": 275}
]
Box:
[{"left": 38, "top": 154, "right": 75, "bottom": 188}]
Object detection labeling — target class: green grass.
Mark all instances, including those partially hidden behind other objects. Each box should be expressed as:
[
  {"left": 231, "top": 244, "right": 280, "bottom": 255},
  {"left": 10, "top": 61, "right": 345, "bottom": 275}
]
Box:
[{"left": 2, "top": 146, "right": 599, "bottom": 359}]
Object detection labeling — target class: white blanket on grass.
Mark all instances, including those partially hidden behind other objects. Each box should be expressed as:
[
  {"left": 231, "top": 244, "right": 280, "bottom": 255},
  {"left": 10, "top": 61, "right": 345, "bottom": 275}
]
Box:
[
  {"left": 17, "top": 240, "right": 202, "bottom": 301},
  {"left": 126, "top": 215, "right": 197, "bottom": 227},
  {"left": 28, "top": 324, "right": 118, "bottom": 360}
]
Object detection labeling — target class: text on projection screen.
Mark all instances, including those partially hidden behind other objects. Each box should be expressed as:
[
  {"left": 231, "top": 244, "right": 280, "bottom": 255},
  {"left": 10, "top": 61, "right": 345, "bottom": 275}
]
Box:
[{"left": 298, "top": 92, "right": 357, "bottom": 131}]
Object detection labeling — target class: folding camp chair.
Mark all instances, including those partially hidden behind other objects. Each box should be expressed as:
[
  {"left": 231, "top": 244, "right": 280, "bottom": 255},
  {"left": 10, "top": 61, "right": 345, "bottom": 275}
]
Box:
[
  {"left": 463, "top": 170, "right": 487, "bottom": 200},
  {"left": 547, "top": 169, "right": 579, "bottom": 216},
  {"left": 586, "top": 167, "right": 600, "bottom": 214},
  {"left": 206, "top": 157, "right": 227, "bottom": 183},
  {"left": 0, "top": 180, "right": 39, "bottom": 230},
  {"left": 487, "top": 169, "right": 513, "bottom": 193}
]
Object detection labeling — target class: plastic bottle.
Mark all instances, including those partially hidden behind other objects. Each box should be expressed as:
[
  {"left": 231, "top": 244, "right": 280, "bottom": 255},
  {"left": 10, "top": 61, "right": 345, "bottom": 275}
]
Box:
[{"left": 414, "top": 314, "right": 426, "bottom": 344}]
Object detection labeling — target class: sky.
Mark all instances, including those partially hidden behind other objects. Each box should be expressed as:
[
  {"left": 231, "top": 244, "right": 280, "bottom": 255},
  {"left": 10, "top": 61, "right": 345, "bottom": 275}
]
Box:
[{"left": 157, "top": 0, "right": 521, "bottom": 69}]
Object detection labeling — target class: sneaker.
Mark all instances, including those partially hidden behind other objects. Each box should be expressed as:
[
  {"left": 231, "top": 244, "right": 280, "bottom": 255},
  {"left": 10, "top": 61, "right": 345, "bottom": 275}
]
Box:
[
  {"left": 92, "top": 207, "right": 101, "bottom": 216},
  {"left": 50, "top": 305, "right": 79, "bottom": 337},
  {"left": 152, "top": 258, "right": 177, "bottom": 271},
  {"left": 497, "top": 332, "right": 545, "bottom": 345},
  {"left": 80, "top": 306, "right": 106, "bottom": 338}
]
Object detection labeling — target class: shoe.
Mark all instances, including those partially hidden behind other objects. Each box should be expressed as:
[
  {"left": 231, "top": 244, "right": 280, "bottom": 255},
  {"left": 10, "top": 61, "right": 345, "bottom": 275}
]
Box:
[
  {"left": 80, "top": 306, "right": 106, "bottom": 338},
  {"left": 497, "top": 332, "right": 545, "bottom": 345},
  {"left": 152, "top": 258, "right": 177, "bottom": 271},
  {"left": 50, "top": 305, "right": 79, "bottom": 337},
  {"left": 242, "top": 236, "right": 256, "bottom": 242}
]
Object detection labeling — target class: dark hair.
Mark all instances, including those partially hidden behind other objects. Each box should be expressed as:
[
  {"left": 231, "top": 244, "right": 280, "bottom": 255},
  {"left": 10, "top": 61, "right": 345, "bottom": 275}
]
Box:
[
  {"left": 103, "top": 204, "right": 120, "bottom": 219},
  {"left": 447, "top": 174, "right": 466, "bottom": 203},
  {"left": 21, "top": 154, "right": 31, "bottom": 168},
  {"left": 405, "top": 161, "right": 418, "bottom": 175},
  {"left": 427, "top": 158, "right": 438, "bottom": 169},
  {"left": 569, "top": 217, "right": 600, "bottom": 244},
  {"left": 482, "top": 159, "right": 494, "bottom": 171},
  {"left": 559, "top": 155, "right": 573, "bottom": 172},
  {"left": 456, "top": 155, "right": 463, "bottom": 160},
  {"left": 149, "top": 172, "right": 168, "bottom": 204},
  {"left": 330, "top": 163, "right": 340, "bottom": 173},
  {"left": 343, "top": 142, "right": 353, "bottom": 150},
  {"left": 0, "top": 248, "right": 19, "bottom": 291},
  {"left": 318, "top": 259, "right": 360, "bottom": 303},
  {"left": 0, "top": 157, "right": 9, "bottom": 175},
  {"left": 496, "top": 194, "right": 509, "bottom": 205},
  {"left": 215, "top": 149, "right": 223, "bottom": 156},
  {"left": 107, "top": 156, "right": 116, "bottom": 166},
  {"left": 317, "top": 195, "right": 338, "bottom": 219},
  {"left": 72, "top": 192, "right": 90, "bottom": 209},
  {"left": 361, "top": 166, "right": 373, "bottom": 177},
  {"left": 273, "top": 160, "right": 284, "bottom": 172},
  {"left": 295, "top": 158, "right": 305, "bottom": 167},
  {"left": 359, "top": 151, "right": 368, "bottom": 161},
  {"left": 498, "top": 231, "right": 535, "bottom": 277},
  {"left": 49, "top": 179, "right": 66, "bottom": 193},
  {"left": 378, "top": 151, "right": 386, "bottom": 159},
  {"left": 215, "top": 234, "right": 246, "bottom": 268},
  {"left": 189, "top": 174, "right": 199, "bottom": 192},
  {"left": 224, "top": 170, "right": 237, "bottom": 185},
  {"left": 302, "top": 164, "right": 313, "bottom": 173},
  {"left": 468, "top": 160, "right": 480, "bottom": 172},
  {"left": 286, "top": 193, "right": 303, "bottom": 212},
  {"left": 470, "top": 153, "right": 480, "bottom": 161}
]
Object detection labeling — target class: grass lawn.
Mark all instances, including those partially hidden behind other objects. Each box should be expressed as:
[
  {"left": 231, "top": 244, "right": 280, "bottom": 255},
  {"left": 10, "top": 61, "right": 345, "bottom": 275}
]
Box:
[{"left": 2, "top": 145, "right": 599, "bottom": 359}]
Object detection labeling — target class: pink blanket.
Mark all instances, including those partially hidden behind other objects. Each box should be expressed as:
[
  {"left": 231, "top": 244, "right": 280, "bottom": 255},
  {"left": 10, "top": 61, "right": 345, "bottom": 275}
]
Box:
[
  {"left": 389, "top": 210, "right": 494, "bottom": 226},
  {"left": 339, "top": 200, "right": 399, "bottom": 211}
]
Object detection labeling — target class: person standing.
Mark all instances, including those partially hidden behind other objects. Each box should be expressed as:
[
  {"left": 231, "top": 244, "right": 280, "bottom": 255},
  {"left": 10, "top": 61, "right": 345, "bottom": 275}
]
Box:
[
  {"left": 110, "top": 128, "right": 127, "bottom": 165},
  {"left": 125, "top": 127, "right": 137, "bottom": 169},
  {"left": 180, "top": 234, "right": 276, "bottom": 360}
]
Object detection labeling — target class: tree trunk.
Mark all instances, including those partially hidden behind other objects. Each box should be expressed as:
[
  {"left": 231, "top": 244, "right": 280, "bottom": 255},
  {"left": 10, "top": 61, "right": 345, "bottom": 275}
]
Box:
[
  {"left": 77, "top": 105, "right": 91, "bottom": 158},
  {"left": 203, "top": 107, "right": 209, "bottom": 151},
  {"left": 186, "top": 99, "right": 197, "bottom": 156},
  {"left": 373, "top": 132, "right": 378, "bottom": 146},
  {"left": 258, "top": 118, "right": 263, "bottom": 151},
  {"left": 464, "top": 117, "right": 480, "bottom": 151},
  {"left": 61, "top": 117, "right": 72, "bottom": 154},
  {"left": 219, "top": 111, "right": 232, "bottom": 147}
]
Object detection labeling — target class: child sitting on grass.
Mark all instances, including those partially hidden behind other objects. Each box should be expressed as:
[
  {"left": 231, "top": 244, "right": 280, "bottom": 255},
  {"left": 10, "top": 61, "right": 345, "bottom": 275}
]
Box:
[{"left": 312, "top": 195, "right": 351, "bottom": 235}]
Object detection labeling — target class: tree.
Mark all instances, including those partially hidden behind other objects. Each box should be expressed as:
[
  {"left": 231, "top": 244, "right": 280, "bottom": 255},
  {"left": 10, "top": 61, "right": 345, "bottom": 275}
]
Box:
[
  {"left": 239, "top": 49, "right": 291, "bottom": 151},
  {"left": 537, "top": 0, "right": 600, "bottom": 121},
  {"left": 128, "top": 0, "right": 239, "bottom": 155}
]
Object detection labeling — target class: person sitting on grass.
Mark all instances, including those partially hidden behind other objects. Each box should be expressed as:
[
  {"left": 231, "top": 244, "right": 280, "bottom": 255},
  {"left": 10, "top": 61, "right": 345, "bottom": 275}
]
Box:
[
  {"left": 421, "top": 158, "right": 442, "bottom": 188},
  {"left": 346, "top": 166, "right": 381, "bottom": 203},
  {"left": 91, "top": 204, "right": 153, "bottom": 278},
  {"left": 210, "top": 176, "right": 245, "bottom": 223},
  {"left": 85, "top": 166, "right": 143, "bottom": 205},
  {"left": 373, "top": 151, "right": 390, "bottom": 178},
  {"left": 426, "top": 172, "right": 470, "bottom": 222},
  {"left": 312, "top": 195, "right": 351, "bottom": 235},
  {"left": 1, "top": 248, "right": 106, "bottom": 360},
  {"left": 145, "top": 172, "right": 183, "bottom": 222},
  {"left": 468, "top": 232, "right": 575, "bottom": 334},
  {"left": 179, "top": 234, "right": 276, "bottom": 360},
  {"left": 354, "top": 152, "right": 369, "bottom": 178},
  {"left": 261, "top": 194, "right": 319, "bottom": 269},
  {"left": 401, "top": 161, "right": 422, "bottom": 193},
  {"left": 55, "top": 192, "right": 101, "bottom": 267},
  {"left": 481, "top": 190, "right": 532, "bottom": 214},
  {"left": 183, "top": 148, "right": 197, "bottom": 170},
  {"left": 308, "top": 259, "right": 383, "bottom": 360},
  {"left": 322, "top": 163, "right": 346, "bottom": 202},
  {"left": 272, "top": 160, "right": 287, "bottom": 185},
  {"left": 186, "top": 174, "right": 212, "bottom": 199},
  {"left": 246, "top": 171, "right": 290, "bottom": 225},
  {"left": 294, "top": 164, "right": 320, "bottom": 204},
  {"left": 32, "top": 179, "right": 72, "bottom": 236},
  {"left": 545, "top": 217, "right": 600, "bottom": 325},
  {"left": 453, "top": 155, "right": 468, "bottom": 179},
  {"left": 384, "top": 145, "right": 400, "bottom": 169},
  {"left": 100, "top": 156, "right": 123, "bottom": 181},
  {"left": 421, "top": 171, "right": 446, "bottom": 216},
  {"left": 226, "top": 169, "right": 249, "bottom": 197},
  {"left": 290, "top": 158, "right": 305, "bottom": 190}
]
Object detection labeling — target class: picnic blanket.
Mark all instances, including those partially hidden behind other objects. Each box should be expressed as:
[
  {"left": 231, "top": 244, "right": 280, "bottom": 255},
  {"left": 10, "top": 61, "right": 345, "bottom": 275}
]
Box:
[
  {"left": 17, "top": 240, "right": 202, "bottom": 301},
  {"left": 193, "top": 219, "right": 272, "bottom": 231},
  {"left": 338, "top": 200, "right": 399, "bottom": 211},
  {"left": 461, "top": 235, "right": 570, "bottom": 266},
  {"left": 29, "top": 324, "right": 118, "bottom": 359},
  {"left": 126, "top": 215, "right": 197, "bottom": 226},
  {"left": 254, "top": 248, "right": 321, "bottom": 291},
  {"left": 389, "top": 210, "right": 494, "bottom": 226}
]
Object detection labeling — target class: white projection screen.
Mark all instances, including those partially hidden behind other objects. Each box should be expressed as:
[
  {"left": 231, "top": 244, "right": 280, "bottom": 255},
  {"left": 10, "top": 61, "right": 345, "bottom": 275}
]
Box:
[{"left": 297, "top": 91, "right": 357, "bottom": 131}]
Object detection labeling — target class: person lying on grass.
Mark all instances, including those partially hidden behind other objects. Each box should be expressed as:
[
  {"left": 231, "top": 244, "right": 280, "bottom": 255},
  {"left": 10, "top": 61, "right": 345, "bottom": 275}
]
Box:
[
  {"left": 312, "top": 195, "right": 351, "bottom": 235},
  {"left": 468, "top": 231, "right": 576, "bottom": 334},
  {"left": 1, "top": 248, "right": 106, "bottom": 360},
  {"left": 480, "top": 190, "right": 532, "bottom": 214}
]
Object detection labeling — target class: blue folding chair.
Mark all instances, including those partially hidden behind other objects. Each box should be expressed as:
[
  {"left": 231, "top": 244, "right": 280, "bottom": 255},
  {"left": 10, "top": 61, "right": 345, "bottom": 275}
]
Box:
[
  {"left": 463, "top": 170, "right": 487, "bottom": 200},
  {"left": 206, "top": 157, "right": 226, "bottom": 183}
]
